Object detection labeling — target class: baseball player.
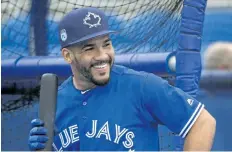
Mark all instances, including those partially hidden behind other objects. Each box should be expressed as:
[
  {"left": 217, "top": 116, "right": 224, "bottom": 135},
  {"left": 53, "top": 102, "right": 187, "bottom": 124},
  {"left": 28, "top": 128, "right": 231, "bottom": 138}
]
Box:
[{"left": 28, "top": 7, "right": 216, "bottom": 151}]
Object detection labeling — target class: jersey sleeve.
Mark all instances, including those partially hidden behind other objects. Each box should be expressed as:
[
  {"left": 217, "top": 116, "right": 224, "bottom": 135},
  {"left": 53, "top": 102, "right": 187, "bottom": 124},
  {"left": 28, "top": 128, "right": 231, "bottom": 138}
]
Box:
[{"left": 141, "top": 73, "right": 204, "bottom": 138}]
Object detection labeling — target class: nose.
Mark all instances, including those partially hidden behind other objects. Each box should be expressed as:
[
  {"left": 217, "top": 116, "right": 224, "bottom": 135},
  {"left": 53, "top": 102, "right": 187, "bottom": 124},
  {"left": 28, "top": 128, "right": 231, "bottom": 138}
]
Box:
[{"left": 93, "top": 47, "right": 108, "bottom": 61}]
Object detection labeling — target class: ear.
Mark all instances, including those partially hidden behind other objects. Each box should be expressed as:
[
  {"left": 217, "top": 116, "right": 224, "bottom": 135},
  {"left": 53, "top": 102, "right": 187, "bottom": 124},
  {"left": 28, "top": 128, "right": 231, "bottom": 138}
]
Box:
[{"left": 62, "top": 48, "right": 73, "bottom": 64}]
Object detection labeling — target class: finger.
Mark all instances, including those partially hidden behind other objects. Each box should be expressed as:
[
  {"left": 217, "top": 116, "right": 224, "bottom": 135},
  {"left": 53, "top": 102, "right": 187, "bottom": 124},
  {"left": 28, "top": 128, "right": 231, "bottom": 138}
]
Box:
[
  {"left": 29, "top": 135, "right": 49, "bottom": 143},
  {"left": 29, "top": 142, "right": 46, "bottom": 151},
  {"left": 30, "top": 127, "right": 47, "bottom": 135},
  {"left": 31, "top": 119, "right": 44, "bottom": 127}
]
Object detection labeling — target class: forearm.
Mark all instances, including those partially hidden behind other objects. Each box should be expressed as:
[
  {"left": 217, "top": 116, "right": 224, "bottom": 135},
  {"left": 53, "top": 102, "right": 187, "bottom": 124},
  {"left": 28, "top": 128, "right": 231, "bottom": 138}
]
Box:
[{"left": 184, "top": 110, "right": 216, "bottom": 151}]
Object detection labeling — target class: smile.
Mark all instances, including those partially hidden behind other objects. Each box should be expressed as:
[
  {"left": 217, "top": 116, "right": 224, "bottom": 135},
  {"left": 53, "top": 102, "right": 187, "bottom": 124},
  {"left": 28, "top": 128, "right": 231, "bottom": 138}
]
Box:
[{"left": 93, "top": 63, "right": 108, "bottom": 69}]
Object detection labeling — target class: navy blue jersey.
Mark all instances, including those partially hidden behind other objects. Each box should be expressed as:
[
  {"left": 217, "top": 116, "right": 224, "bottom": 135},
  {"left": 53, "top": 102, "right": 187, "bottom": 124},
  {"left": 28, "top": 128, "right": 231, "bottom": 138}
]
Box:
[{"left": 52, "top": 65, "right": 204, "bottom": 151}]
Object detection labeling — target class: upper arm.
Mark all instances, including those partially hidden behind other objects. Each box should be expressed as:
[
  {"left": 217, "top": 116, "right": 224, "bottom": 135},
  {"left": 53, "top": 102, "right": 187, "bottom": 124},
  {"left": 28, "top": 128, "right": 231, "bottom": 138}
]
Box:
[
  {"left": 141, "top": 73, "right": 205, "bottom": 138},
  {"left": 186, "top": 108, "right": 216, "bottom": 136}
]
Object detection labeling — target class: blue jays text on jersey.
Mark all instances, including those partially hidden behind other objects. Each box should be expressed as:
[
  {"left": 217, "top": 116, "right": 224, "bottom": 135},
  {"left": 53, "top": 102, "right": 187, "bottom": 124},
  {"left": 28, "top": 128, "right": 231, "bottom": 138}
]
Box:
[{"left": 52, "top": 65, "right": 204, "bottom": 151}]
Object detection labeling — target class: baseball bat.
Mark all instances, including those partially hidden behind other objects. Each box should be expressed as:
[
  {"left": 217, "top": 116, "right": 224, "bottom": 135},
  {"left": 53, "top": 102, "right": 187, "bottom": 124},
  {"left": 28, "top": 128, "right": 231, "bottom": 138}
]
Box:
[{"left": 39, "top": 73, "right": 58, "bottom": 151}]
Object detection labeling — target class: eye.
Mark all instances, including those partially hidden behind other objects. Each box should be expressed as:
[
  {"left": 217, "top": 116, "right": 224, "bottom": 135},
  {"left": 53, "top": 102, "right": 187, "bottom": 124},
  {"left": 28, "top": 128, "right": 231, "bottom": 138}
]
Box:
[
  {"left": 103, "top": 43, "right": 111, "bottom": 48},
  {"left": 83, "top": 47, "right": 94, "bottom": 52}
]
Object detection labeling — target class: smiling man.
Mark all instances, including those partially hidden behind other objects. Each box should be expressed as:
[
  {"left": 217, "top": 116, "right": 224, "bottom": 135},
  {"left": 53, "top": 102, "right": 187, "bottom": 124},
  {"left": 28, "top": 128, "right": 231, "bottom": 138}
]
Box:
[
  {"left": 28, "top": 7, "right": 216, "bottom": 151},
  {"left": 63, "top": 35, "right": 114, "bottom": 88}
]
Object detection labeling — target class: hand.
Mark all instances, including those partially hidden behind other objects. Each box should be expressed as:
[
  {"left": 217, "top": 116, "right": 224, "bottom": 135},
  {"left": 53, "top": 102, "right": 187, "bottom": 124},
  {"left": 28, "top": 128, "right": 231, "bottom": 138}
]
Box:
[{"left": 28, "top": 119, "right": 49, "bottom": 150}]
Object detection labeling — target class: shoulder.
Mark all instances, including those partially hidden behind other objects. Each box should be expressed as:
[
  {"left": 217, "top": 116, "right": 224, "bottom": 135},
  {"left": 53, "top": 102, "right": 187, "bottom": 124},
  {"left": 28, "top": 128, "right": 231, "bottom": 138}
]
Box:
[
  {"left": 110, "top": 64, "right": 164, "bottom": 89},
  {"left": 111, "top": 64, "right": 163, "bottom": 83},
  {"left": 57, "top": 76, "right": 74, "bottom": 96},
  {"left": 111, "top": 64, "right": 147, "bottom": 78},
  {"left": 55, "top": 76, "right": 76, "bottom": 120}
]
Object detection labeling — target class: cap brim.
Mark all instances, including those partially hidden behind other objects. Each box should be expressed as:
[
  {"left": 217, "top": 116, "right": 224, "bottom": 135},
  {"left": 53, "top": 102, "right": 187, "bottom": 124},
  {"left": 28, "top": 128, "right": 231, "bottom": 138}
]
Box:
[{"left": 64, "top": 30, "right": 117, "bottom": 48}]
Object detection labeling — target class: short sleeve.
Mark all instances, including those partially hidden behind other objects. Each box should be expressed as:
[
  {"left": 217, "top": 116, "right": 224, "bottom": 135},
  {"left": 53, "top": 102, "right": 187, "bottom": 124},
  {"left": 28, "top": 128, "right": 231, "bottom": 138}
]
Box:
[{"left": 141, "top": 73, "right": 204, "bottom": 138}]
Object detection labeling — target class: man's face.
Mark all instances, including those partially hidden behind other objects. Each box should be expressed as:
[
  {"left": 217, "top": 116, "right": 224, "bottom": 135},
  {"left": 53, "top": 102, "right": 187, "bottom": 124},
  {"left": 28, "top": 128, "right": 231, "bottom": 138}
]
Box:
[{"left": 68, "top": 35, "right": 115, "bottom": 86}]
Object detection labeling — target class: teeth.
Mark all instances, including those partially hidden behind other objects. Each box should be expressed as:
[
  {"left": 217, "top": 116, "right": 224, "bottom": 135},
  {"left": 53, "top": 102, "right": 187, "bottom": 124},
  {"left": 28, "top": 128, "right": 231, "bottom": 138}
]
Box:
[{"left": 93, "top": 63, "right": 107, "bottom": 69}]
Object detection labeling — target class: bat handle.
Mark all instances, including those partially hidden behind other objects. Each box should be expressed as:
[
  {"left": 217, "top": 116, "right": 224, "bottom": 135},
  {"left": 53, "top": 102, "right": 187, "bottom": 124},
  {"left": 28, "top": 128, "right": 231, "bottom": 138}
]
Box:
[{"left": 39, "top": 73, "right": 58, "bottom": 151}]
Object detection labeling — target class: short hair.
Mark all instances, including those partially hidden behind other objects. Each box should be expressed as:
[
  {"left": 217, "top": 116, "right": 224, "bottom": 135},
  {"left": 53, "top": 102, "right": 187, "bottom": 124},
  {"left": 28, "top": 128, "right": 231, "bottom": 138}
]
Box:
[{"left": 204, "top": 41, "right": 232, "bottom": 70}]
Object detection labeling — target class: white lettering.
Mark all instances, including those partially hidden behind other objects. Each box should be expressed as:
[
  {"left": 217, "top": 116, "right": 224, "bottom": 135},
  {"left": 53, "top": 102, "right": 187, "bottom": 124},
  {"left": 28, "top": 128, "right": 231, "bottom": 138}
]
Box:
[
  {"left": 122, "top": 131, "right": 135, "bottom": 149},
  {"left": 96, "top": 121, "right": 111, "bottom": 141},
  {"left": 59, "top": 129, "right": 71, "bottom": 148},
  {"left": 114, "top": 124, "right": 128, "bottom": 144},
  {"left": 52, "top": 143, "right": 63, "bottom": 152},
  {"left": 69, "top": 125, "right": 79, "bottom": 143},
  {"left": 86, "top": 120, "right": 97, "bottom": 138},
  {"left": 56, "top": 121, "right": 136, "bottom": 150}
]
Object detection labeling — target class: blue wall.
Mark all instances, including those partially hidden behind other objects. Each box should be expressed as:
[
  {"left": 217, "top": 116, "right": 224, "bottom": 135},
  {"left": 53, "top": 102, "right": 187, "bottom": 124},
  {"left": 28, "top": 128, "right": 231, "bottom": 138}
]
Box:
[{"left": 198, "top": 89, "right": 232, "bottom": 150}]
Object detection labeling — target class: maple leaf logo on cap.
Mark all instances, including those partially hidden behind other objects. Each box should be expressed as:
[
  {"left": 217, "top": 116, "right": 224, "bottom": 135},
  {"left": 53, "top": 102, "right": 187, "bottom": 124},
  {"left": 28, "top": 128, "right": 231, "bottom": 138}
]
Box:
[{"left": 83, "top": 12, "right": 101, "bottom": 28}]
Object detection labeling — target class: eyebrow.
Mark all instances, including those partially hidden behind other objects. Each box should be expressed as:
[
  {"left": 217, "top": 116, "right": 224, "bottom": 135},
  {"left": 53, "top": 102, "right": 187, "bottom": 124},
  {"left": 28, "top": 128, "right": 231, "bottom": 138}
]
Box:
[
  {"left": 104, "top": 38, "right": 111, "bottom": 43},
  {"left": 81, "top": 38, "right": 111, "bottom": 50}
]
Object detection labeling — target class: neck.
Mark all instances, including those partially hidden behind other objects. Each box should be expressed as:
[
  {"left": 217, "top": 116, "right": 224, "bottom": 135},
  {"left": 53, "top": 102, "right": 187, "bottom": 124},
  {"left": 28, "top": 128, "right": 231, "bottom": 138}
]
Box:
[{"left": 72, "top": 75, "right": 96, "bottom": 91}]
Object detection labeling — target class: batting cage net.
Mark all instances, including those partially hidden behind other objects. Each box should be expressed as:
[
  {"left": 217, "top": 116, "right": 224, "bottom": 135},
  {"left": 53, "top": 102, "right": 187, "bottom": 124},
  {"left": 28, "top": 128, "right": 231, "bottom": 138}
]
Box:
[{"left": 1, "top": 0, "right": 182, "bottom": 58}]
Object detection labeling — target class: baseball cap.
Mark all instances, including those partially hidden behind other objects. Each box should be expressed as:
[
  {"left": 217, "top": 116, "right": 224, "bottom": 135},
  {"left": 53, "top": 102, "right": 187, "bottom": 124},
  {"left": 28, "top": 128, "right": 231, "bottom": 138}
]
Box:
[{"left": 59, "top": 7, "right": 116, "bottom": 48}]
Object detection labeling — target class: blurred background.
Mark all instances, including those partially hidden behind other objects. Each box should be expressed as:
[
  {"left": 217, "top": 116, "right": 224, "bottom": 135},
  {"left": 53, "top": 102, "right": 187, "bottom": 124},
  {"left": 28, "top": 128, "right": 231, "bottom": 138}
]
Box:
[
  {"left": 1, "top": 0, "right": 232, "bottom": 151},
  {"left": 2, "top": 0, "right": 231, "bottom": 57}
]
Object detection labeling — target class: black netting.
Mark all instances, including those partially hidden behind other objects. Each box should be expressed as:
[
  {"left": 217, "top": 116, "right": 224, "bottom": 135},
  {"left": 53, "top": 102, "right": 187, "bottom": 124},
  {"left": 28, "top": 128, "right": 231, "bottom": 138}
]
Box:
[
  {"left": 2, "top": 0, "right": 183, "bottom": 58},
  {"left": 1, "top": 0, "right": 31, "bottom": 58},
  {"left": 47, "top": 0, "right": 182, "bottom": 55},
  {"left": 1, "top": 86, "right": 40, "bottom": 113}
]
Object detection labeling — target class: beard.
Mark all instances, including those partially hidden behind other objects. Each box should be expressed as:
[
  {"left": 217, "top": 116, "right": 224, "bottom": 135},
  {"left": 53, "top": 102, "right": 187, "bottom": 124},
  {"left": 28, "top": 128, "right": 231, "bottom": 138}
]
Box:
[{"left": 73, "top": 56, "right": 113, "bottom": 86}]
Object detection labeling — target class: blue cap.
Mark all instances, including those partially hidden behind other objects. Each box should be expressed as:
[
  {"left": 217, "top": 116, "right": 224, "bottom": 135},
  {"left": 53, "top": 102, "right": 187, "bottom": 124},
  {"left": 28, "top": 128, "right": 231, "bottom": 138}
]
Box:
[{"left": 58, "top": 7, "right": 115, "bottom": 48}]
